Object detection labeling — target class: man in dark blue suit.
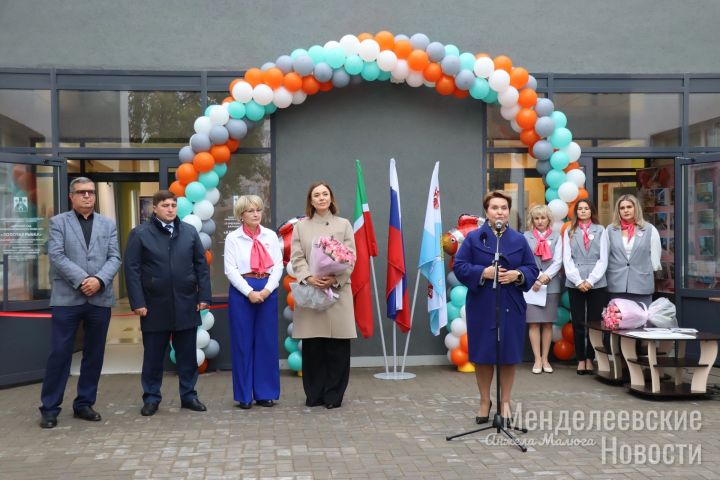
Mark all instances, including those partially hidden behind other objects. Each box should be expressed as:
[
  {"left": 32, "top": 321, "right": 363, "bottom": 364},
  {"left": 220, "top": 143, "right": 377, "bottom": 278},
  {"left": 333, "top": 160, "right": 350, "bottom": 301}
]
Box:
[
  {"left": 124, "top": 190, "right": 211, "bottom": 416},
  {"left": 39, "top": 177, "right": 121, "bottom": 428}
]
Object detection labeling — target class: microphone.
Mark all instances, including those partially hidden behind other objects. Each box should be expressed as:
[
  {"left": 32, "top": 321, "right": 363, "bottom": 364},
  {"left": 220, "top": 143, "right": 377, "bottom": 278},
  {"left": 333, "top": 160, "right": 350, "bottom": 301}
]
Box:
[{"left": 494, "top": 220, "right": 505, "bottom": 232}]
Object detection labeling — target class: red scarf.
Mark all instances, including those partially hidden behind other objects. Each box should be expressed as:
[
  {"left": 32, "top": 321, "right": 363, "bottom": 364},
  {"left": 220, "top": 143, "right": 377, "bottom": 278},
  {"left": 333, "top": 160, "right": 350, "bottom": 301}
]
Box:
[
  {"left": 532, "top": 229, "right": 553, "bottom": 261},
  {"left": 577, "top": 221, "right": 592, "bottom": 250},
  {"left": 243, "top": 225, "right": 274, "bottom": 273},
  {"left": 620, "top": 219, "right": 635, "bottom": 241}
]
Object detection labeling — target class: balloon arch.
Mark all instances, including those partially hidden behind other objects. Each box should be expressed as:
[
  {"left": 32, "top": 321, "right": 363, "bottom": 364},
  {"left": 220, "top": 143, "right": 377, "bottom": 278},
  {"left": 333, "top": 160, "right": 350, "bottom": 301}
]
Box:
[{"left": 172, "top": 31, "right": 588, "bottom": 367}]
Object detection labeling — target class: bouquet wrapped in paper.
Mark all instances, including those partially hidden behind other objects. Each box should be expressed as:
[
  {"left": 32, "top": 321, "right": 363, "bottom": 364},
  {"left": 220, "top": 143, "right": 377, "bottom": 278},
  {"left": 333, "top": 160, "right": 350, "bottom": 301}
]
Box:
[
  {"left": 290, "top": 236, "right": 356, "bottom": 310},
  {"left": 602, "top": 297, "right": 677, "bottom": 330}
]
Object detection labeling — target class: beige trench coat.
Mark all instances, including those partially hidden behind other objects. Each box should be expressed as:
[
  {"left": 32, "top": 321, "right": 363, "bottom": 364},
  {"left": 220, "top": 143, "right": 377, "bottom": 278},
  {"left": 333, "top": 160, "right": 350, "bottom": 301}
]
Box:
[{"left": 290, "top": 212, "right": 357, "bottom": 339}]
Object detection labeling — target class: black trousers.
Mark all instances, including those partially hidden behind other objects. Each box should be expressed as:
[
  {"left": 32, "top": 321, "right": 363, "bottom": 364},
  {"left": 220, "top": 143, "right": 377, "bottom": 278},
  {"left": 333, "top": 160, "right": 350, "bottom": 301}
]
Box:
[
  {"left": 568, "top": 287, "right": 608, "bottom": 361},
  {"left": 301, "top": 337, "right": 350, "bottom": 407},
  {"left": 141, "top": 327, "right": 198, "bottom": 404}
]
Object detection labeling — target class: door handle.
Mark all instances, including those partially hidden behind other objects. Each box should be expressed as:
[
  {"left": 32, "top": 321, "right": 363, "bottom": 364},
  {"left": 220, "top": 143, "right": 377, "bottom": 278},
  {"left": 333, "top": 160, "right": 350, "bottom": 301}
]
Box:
[{"left": 710, "top": 297, "right": 720, "bottom": 303}]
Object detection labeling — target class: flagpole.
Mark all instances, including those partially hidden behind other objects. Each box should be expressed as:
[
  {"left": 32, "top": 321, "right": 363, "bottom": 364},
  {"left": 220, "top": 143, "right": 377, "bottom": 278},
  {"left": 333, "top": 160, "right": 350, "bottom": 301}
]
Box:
[
  {"left": 369, "top": 257, "right": 389, "bottom": 374},
  {"left": 392, "top": 317, "right": 397, "bottom": 375},
  {"left": 400, "top": 270, "right": 422, "bottom": 373}
]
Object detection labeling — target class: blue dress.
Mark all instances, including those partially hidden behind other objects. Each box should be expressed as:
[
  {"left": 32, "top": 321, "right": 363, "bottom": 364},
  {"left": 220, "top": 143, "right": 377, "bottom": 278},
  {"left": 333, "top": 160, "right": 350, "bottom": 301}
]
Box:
[{"left": 453, "top": 222, "right": 539, "bottom": 365}]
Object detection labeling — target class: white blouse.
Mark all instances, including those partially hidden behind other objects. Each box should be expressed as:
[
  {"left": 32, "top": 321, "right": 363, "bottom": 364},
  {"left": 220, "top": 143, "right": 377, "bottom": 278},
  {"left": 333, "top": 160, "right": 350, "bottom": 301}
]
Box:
[{"left": 224, "top": 225, "right": 284, "bottom": 297}]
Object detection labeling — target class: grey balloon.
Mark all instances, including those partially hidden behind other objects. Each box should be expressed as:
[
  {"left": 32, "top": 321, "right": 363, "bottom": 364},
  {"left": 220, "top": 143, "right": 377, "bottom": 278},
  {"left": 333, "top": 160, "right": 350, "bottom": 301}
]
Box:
[
  {"left": 454, "top": 70, "right": 475, "bottom": 90},
  {"left": 536, "top": 159, "right": 552, "bottom": 175},
  {"left": 446, "top": 271, "right": 460, "bottom": 288},
  {"left": 178, "top": 145, "right": 194, "bottom": 163},
  {"left": 283, "top": 306, "right": 293, "bottom": 321},
  {"left": 243, "top": 118, "right": 258, "bottom": 130},
  {"left": 199, "top": 232, "right": 212, "bottom": 250},
  {"left": 190, "top": 133, "right": 211, "bottom": 153},
  {"left": 201, "top": 219, "right": 216, "bottom": 236},
  {"left": 293, "top": 55, "right": 314, "bottom": 76},
  {"left": 535, "top": 98, "right": 555, "bottom": 117},
  {"left": 525, "top": 75, "right": 538, "bottom": 90},
  {"left": 350, "top": 74, "right": 363, "bottom": 86},
  {"left": 332, "top": 69, "right": 351, "bottom": 88},
  {"left": 394, "top": 34, "right": 409, "bottom": 42},
  {"left": 287, "top": 323, "right": 294, "bottom": 337},
  {"left": 313, "top": 62, "right": 333, "bottom": 82},
  {"left": 534, "top": 116, "right": 556, "bottom": 138},
  {"left": 209, "top": 125, "right": 229, "bottom": 145},
  {"left": 410, "top": 33, "right": 430, "bottom": 50},
  {"left": 441, "top": 55, "right": 461, "bottom": 76},
  {"left": 203, "top": 339, "right": 220, "bottom": 359},
  {"left": 426, "top": 41, "right": 446, "bottom": 62},
  {"left": 275, "top": 55, "right": 294, "bottom": 74},
  {"left": 532, "top": 140, "right": 553, "bottom": 160},
  {"left": 226, "top": 119, "right": 248, "bottom": 140},
  {"left": 260, "top": 62, "right": 276, "bottom": 71}
]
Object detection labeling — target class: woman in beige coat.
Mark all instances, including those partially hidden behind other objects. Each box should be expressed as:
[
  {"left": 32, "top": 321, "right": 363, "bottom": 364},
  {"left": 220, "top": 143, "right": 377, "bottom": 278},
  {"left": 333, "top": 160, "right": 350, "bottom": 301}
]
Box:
[{"left": 290, "top": 182, "right": 356, "bottom": 409}]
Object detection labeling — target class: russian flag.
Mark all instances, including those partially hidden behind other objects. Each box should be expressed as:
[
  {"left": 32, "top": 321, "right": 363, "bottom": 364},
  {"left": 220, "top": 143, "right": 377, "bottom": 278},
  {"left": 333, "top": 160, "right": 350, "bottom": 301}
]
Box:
[{"left": 386, "top": 158, "right": 411, "bottom": 333}]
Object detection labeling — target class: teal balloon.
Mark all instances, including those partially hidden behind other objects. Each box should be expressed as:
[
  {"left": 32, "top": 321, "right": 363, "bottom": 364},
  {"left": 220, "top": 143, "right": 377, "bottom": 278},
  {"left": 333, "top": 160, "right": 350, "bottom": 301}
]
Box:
[
  {"left": 444, "top": 44, "right": 460, "bottom": 57},
  {"left": 550, "top": 111, "right": 567, "bottom": 129},
  {"left": 245, "top": 100, "right": 265, "bottom": 122},
  {"left": 550, "top": 127, "right": 572, "bottom": 149},
  {"left": 169, "top": 348, "right": 176, "bottom": 364},
  {"left": 546, "top": 169, "right": 566, "bottom": 189},
  {"left": 447, "top": 302, "right": 460, "bottom": 322},
  {"left": 459, "top": 52, "right": 476, "bottom": 70},
  {"left": 361, "top": 61, "right": 380, "bottom": 81},
  {"left": 344, "top": 55, "right": 364, "bottom": 75},
  {"left": 199, "top": 171, "right": 220, "bottom": 189},
  {"left": 549, "top": 151, "right": 570, "bottom": 170},
  {"left": 469, "top": 78, "right": 490, "bottom": 100},
  {"left": 556, "top": 307, "right": 571, "bottom": 326},
  {"left": 177, "top": 197, "right": 193, "bottom": 219},
  {"left": 545, "top": 188, "right": 559, "bottom": 202},
  {"left": 326, "top": 47, "right": 346, "bottom": 69},
  {"left": 287, "top": 351, "right": 303, "bottom": 371},
  {"left": 377, "top": 70, "right": 391, "bottom": 81},
  {"left": 185, "top": 181, "right": 207, "bottom": 202},
  {"left": 284, "top": 336, "right": 299, "bottom": 354},
  {"left": 484, "top": 89, "right": 498, "bottom": 104},
  {"left": 213, "top": 163, "right": 228, "bottom": 178},
  {"left": 450, "top": 285, "right": 468, "bottom": 307},
  {"left": 204, "top": 106, "right": 213, "bottom": 117},
  {"left": 228, "top": 101, "right": 246, "bottom": 119},
  {"left": 561, "top": 291, "right": 570, "bottom": 309},
  {"left": 307, "top": 45, "right": 326, "bottom": 64},
  {"left": 290, "top": 48, "right": 308, "bottom": 60},
  {"left": 264, "top": 103, "right": 277, "bottom": 115},
  {"left": 200, "top": 308, "right": 209, "bottom": 318}
]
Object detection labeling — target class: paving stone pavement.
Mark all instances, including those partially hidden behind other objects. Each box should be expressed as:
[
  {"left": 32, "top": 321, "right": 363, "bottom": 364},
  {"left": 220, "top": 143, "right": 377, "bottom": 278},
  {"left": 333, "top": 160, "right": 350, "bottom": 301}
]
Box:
[{"left": 1, "top": 365, "right": 719, "bottom": 479}]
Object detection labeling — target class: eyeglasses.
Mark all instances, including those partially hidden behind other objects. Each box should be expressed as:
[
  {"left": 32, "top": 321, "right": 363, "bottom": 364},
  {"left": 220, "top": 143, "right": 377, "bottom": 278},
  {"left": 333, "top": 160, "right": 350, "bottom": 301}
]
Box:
[
  {"left": 244, "top": 208, "right": 263, "bottom": 214},
  {"left": 72, "top": 190, "right": 96, "bottom": 197}
]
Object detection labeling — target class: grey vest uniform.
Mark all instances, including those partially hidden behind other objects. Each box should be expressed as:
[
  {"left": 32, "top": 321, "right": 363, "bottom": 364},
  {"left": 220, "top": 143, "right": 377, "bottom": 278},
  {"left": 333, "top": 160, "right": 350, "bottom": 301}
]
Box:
[
  {"left": 565, "top": 223, "right": 607, "bottom": 289},
  {"left": 605, "top": 223, "right": 654, "bottom": 295},
  {"left": 524, "top": 231, "right": 563, "bottom": 294}
]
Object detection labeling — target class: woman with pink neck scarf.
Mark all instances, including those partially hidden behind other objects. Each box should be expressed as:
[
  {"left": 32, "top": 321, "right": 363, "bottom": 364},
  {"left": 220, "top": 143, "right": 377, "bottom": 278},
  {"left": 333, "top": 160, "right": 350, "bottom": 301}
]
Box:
[
  {"left": 224, "top": 195, "right": 283, "bottom": 409},
  {"left": 523, "top": 205, "right": 564, "bottom": 375},
  {"left": 602, "top": 194, "right": 661, "bottom": 308},
  {"left": 562, "top": 199, "right": 608, "bottom": 375}
]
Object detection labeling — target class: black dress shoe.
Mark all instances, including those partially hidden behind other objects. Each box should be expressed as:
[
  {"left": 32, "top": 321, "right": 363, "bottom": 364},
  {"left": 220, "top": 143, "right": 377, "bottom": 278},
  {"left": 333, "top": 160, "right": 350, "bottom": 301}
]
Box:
[
  {"left": 475, "top": 400, "right": 492, "bottom": 424},
  {"left": 40, "top": 412, "right": 58, "bottom": 429},
  {"left": 141, "top": 403, "right": 159, "bottom": 416},
  {"left": 305, "top": 399, "right": 324, "bottom": 407},
  {"left": 255, "top": 400, "right": 275, "bottom": 407},
  {"left": 236, "top": 402, "right": 252, "bottom": 409},
  {"left": 181, "top": 398, "right": 207, "bottom": 412},
  {"left": 325, "top": 402, "right": 341, "bottom": 409},
  {"left": 73, "top": 406, "right": 101, "bottom": 422}
]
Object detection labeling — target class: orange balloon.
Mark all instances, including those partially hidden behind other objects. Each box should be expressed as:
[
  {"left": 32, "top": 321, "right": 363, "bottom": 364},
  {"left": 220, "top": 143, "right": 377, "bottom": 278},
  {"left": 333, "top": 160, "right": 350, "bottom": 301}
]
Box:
[
  {"left": 450, "top": 347, "right": 468, "bottom": 366},
  {"left": 516, "top": 108, "right": 537, "bottom": 130},
  {"left": 393, "top": 39, "right": 413, "bottom": 59},
  {"left": 210, "top": 145, "right": 230, "bottom": 163},
  {"left": 222, "top": 96, "right": 234, "bottom": 105},
  {"left": 560, "top": 221, "right": 571, "bottom": 236},
  {"left": 423, "top": 62, "right": 442, "bottom": 82},
  {"left": 193, "top": 152, "right": 215, "bottom": 173},
  {"left": 357, "top": 32, "right": 373, "bottom": 42},
  {"left": 198, "top": 359, "right": 208, "bottom": 374},
  {"left": 493, "top": 55, "right": 513, "bottom": 73},
  {"left": 244, "top": 68, "right": 263, "bottom": 87},
  {"left": 226, "top": 139, "right": 240, "bottom": 152},
  {"left": 205, "top": 249, "right": 213, "bottom": 265},
  {"left": 562, "top": 323, "right": 574, "bottom": 343},
  {"left": 566, "top": 201, "right": 577, "bottom": 219},
  {"left": 229, "top": 78, "right": 242, "bottom": 95},
  {"left": 553, "top": 339, "right": 575, "bottom": 361},
  {"left": 176, "top": 163, "right": 199, "bottom": 185},
  {"left": 302, "top": 76, "right": 320, "bottom": 95},
  {"left": 374, "top": 30, "right": 395, "bottom": 50},
  {"left": 262, "top": 67, "right": 284, "bottom": 89},
  {"left": 520, "top": 129, "right": 540, "bottom": 146},
  {"left": 169, "top": 180, "right": 186, "bottom": 198},
  {"left": 407, "top": 49, "right": 429, "bottom": 71},
  {"left": 518, "top": 88, "right": 538, "bottom": 108},
  {"left": 509, "top": 67, "right": 529, "bottom": 89},
  {"left": 564, "top": 161, "right": 580, "bottom": 172},
  {"left": 286, "top": 292, "right": 295, "bottom": 310},
  {"left": 475, "top": 52, "right": 489, "bottom": 58},
  {"left": 283, "top": 72, "right": 303, "bottom": 92},
  {"left": 453, "top": 88, "right": 469, "bottom": 99},
  {"left": 460, "top": 334, "right": 468, "bottom": 352},
  {"left": 435, "top": 75, "right": 455, "bottom": 96},
  {"left": 283, "top": 275, "right": 296, "bottom": 292},
  {"left": 577, "top": 188, "right": 589, "bottom": 200},
  {"left": 318, "top": 80, "right": 333, "bottom": 92}
]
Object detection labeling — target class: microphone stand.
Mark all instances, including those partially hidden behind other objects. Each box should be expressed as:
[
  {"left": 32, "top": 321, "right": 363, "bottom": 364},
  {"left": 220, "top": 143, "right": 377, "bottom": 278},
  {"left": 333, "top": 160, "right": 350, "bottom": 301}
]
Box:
[{"left": 447, "top": 224, "right": 528, "bottom": 452}]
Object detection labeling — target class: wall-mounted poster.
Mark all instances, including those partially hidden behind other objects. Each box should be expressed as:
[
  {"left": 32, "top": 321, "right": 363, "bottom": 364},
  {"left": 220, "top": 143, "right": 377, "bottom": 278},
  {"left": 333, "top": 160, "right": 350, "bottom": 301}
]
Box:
[{"left": 138, "top": 196, "right": 153, "bottom": 225}]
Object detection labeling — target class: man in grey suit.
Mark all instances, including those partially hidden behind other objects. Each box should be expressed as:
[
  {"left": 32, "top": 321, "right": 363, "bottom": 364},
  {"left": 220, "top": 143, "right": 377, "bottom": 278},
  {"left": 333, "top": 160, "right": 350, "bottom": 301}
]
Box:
[{"left": 38, "top": 177, "right": 121, "bottom": 428}]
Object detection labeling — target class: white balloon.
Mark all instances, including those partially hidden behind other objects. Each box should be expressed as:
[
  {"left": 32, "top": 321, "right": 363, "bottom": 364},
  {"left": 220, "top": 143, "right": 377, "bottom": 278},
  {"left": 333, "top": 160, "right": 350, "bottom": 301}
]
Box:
[
  {"left": 565, "top": 169, "right": 586, "bottom": 187},
  {"left": 323, "top": 40, "right": 341, "bottom": 50},
  {"left": 283, "top": 306, "right": 293, "bottom": 321},
  {"left": 291, "top": 90, "right": 307, "bottom": 105},
  {"left": 196, "top": 348, "right": 206, "bottom": 366},
  {"left": 182, "top": 214, "right": 202, "bottom": 232},
  {"left": 339, "top": 34, "right": 360, "bottom": 56},
  {"left": 252, "top": 84, "right": 274, "bottom": 106},
  {"left": 208, "top": 105, "right": 230, "bottom": 126},
  {"left": 498, "top": 86, "right": 519, "bottom": 107},
  {"left": 203, "top": 339, "right": 220, "bottom": 359},
  {"left": 447, "top": 350, "right": 453, "bottom": 362},
  {"left": 358, "top": 39, "right": 380, "bottom": 61},
  {"left": 500, "top": 104, "right": 520, "bottom": 121},
  {"left": 552, "top": 324, "right": 563, "bottom": 342},
  {"left": 196, "top": 329, "right": 210, "bottom": 349},
  {"left": 460, "top": 305, "right": 466, "bottom": 320},
  {"left": 451, "top": 318, "right": 467, "bottom": 337},
  {"left": 205, "top": 188, "right": 220, "bottom": 205},
  {"left": 193, "top": 200, "right": 214, "bottom": 221},
  {"left": 406, "top": 71, "right": 424, "bottom": 87},
  {"left": 286, "top": 262, "right": 295, "bottom": 276},
  {"left": 287, "top": 322, "right": 294, "bottom": 336},
  {"left": 548, "top": 199, "right": 569, "bottom": 220},
  {"left": 273, "top": 86, "right": 293, "bottom": 109},
  {"left": 473, "top": 57, "right": 495, "bottom": 78},
  {"left": 488, "top": 69, "right": 511, "bottom": 93},
  {"left": 193, "top": 116, "right": 212, "bottom": 135},
  {"left": 444, "top": 333, "right": 460, "bottom": 350},
  {"left": 391, "top": 59, "right": 409, "bottom": 81},
  {"left": 563, "top": 141, "right": 582, "bottom": 162},
  {"left": 201, "top": 311, "right": 215, "bottom": 331},
  {"left": 423, "top": 80, "right": 436, "bottom": 88},
  {"left": 510, "top": 119, "right": 522, "bottom": 133},
  {"left": 376, "top": 50, "right": 398, "bottom": 72},
  {"left": 231, "top": 81, "right": 253, "bottom": 103},
  {"left": 558, "top": 182, "right": 580, "bottom": 203}
]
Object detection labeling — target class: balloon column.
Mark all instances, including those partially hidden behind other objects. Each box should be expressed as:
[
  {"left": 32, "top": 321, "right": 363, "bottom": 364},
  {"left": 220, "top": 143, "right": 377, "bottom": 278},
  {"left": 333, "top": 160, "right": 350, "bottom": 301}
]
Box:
[
  {"left": 552, "top": 290, "right": 575, "bottom": 361},
  {"left": 168, "top": 308, "right": 220, "bottom": 372},
  {"left": 278, "top": 217, "right": 304, "bottom": 374}
]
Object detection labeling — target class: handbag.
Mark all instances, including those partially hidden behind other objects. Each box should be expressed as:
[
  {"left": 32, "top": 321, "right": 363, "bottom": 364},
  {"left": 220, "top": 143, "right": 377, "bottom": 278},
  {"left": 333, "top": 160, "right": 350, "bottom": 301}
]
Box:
[{"left": 290, "top": 282, "right": 338, "bottom": 311}]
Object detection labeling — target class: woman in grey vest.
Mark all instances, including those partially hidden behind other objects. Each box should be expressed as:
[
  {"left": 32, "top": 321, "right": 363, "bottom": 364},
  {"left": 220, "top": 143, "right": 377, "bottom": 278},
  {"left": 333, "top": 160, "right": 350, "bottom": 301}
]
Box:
[
  {"left": 562, "top": 199, "right": 608, "bottom": 375},
  {"left": 523, "top": 205, "right": 563, "bottom": 374},
  {"left": 602, "top": 194, "right": 661, "bottom": 307}
]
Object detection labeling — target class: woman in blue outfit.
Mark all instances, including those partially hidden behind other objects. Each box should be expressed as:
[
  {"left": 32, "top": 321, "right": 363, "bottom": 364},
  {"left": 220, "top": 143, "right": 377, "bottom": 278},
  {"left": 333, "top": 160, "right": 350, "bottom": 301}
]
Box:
[
  {"left": 454, "top": 191, "right": 538, "bottom": 425},
  {"left": 224, "top": 195, "right": 283, "bottom": 409}
]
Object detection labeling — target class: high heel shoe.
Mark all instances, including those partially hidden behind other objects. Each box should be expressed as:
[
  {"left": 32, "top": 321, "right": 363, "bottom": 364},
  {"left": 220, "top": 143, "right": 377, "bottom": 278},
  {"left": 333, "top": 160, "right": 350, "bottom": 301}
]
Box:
[
  {"left": 475, "top": 400, "right": 492, "bottom": 424},
  {"left": 542, "top": 364, "right": 553, "bottom": 373}
]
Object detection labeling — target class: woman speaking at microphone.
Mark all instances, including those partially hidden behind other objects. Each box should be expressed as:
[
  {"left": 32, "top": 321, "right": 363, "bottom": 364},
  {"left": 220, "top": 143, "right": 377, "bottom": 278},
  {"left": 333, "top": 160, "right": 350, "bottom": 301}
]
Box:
[{"left": 453, "top": 191, "right": 538, "bottom": 425}]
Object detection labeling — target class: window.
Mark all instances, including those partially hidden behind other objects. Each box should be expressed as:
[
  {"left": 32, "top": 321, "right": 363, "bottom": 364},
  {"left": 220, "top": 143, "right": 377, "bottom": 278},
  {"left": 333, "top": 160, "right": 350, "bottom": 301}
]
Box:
[
  {"left": 689, "top": 93, "right": 720, "bottom": 147},
  {"left": 0, "top": 90, "right": 52, "bottom": 148}
]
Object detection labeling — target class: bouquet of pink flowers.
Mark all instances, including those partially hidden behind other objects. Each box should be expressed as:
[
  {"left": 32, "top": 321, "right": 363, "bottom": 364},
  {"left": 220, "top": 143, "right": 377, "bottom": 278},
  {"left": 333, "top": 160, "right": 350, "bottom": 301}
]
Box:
[{"left": 602, "top": 297, "right": 677, "bottom": 330}]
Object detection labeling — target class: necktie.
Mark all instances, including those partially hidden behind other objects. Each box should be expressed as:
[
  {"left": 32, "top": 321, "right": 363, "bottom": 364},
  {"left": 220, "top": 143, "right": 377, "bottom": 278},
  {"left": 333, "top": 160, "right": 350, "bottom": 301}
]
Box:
[{"left": 165, "top": 224, "right": 173, "bottom": 236}]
